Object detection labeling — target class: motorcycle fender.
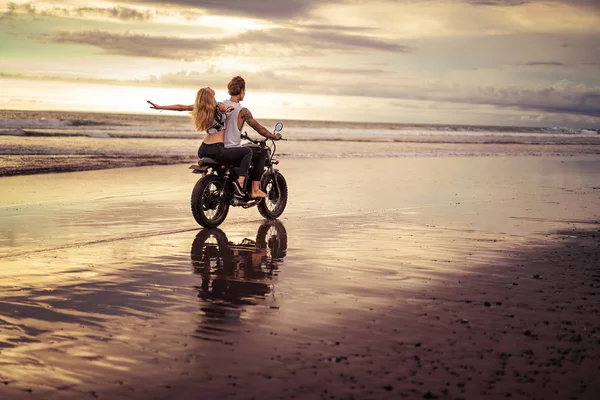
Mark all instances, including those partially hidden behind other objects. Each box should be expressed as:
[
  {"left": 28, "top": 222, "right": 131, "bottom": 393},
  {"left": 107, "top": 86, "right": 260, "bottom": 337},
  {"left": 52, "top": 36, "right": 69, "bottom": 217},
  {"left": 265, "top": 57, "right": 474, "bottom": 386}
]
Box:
[
  {"left": 189, "top": 164, "right": 209, "bottom": 174},
  {"left": 260, "top": 169, "right": 281, "bottom": 193}
]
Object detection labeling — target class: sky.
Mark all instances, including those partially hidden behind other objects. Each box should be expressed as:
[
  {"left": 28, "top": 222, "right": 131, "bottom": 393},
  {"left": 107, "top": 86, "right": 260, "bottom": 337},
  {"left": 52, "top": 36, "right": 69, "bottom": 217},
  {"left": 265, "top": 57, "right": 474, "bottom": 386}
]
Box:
[{"left": 0, "top": 0, "right": 599, "bottom": 127}]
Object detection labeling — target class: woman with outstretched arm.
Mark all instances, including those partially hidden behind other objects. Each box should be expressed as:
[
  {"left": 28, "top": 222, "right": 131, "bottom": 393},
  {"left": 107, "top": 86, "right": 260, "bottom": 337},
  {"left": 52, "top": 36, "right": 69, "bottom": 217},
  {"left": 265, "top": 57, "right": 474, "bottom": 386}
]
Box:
[{"left": 147, "top": 87, "right": 252, "bottom": 198}]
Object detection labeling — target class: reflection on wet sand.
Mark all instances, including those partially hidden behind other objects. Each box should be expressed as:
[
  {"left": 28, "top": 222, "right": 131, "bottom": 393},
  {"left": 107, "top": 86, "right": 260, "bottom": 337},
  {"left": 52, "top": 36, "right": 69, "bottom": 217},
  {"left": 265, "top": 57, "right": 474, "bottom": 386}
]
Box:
[
  {"left": 0, "top": 220, "right": 289, "bottom": 399},
  {"left": 1, "top": 157, "right": 598, "bottom": 399},
  {"left": 191, "top": 221, "right": 287, "bottom": 323}
]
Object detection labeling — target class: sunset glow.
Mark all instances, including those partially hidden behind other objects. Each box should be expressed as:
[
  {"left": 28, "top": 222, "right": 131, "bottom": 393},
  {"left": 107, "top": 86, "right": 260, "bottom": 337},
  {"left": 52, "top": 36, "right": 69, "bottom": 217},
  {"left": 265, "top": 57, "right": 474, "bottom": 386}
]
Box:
[{"left": 1, "top": 0, "right": 599, "bottom": 127}]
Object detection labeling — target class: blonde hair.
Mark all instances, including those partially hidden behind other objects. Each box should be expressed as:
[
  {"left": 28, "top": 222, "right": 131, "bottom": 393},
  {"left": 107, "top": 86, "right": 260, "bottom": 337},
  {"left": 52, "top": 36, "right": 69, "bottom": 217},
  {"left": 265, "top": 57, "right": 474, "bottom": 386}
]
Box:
[{"left": 192, "top": 87, "right": 216, "bottom": 132}]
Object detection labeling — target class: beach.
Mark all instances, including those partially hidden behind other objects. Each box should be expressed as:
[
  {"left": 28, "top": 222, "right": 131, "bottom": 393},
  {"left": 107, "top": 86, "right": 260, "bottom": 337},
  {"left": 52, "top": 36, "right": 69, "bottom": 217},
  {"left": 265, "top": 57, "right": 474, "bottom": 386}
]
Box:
[
  {"left": 3, "top": 0, "right": 600, "bottom": 397},
  {"left": 1, "top": 155, "right": 599, "bottom": 399}
]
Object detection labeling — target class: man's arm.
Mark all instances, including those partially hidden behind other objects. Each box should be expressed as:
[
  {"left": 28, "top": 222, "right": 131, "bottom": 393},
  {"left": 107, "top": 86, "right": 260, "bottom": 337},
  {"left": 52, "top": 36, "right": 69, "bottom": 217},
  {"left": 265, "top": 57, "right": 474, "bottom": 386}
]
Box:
[{"left": 240, "top": 108, "right": 280, "bottom": 139}]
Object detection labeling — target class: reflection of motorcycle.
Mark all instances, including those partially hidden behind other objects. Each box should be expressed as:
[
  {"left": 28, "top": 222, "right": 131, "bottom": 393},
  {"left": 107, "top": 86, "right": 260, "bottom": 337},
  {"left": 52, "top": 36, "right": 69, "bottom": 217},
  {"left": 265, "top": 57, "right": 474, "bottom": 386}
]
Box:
[
  {"left": 190, "top": 220, "right": 287, "bottom": 308},
  {"left": 189, "top": 122, "right": 288, "bottom": 228}
]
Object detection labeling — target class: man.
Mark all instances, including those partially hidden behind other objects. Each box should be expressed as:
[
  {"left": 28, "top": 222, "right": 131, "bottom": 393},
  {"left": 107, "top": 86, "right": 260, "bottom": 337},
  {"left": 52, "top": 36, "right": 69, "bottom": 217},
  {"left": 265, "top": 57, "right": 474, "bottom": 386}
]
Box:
[{"left": 222, "top": 76, "right": 281, "bottom": 199}]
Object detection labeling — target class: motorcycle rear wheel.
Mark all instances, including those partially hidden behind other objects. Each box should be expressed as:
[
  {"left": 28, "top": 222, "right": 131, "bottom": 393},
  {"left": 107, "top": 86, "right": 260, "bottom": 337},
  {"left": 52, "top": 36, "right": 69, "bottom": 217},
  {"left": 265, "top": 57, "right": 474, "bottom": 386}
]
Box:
[{"left": 191, "top": 175, "right": 230, "bottom": 228}]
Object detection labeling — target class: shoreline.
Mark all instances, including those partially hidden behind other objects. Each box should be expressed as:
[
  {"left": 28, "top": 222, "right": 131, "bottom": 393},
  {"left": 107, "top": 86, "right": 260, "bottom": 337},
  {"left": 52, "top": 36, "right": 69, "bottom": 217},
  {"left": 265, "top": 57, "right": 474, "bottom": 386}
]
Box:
[
  {"left": 1, "top": 109, "right": 599, "bottom": 133},
  {"left": 2, "top": 152, "right": 600, "bottom": 177},
  {"left": 0, "top": 155, "right": 196, "bottom": 177}
]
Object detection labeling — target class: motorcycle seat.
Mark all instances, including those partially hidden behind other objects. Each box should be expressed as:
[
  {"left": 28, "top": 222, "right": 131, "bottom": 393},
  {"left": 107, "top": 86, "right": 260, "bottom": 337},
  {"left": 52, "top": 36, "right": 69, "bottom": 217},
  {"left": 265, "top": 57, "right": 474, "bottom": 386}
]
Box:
[{"left": 199, "top": 157, "right": 221, "bottom": 165}]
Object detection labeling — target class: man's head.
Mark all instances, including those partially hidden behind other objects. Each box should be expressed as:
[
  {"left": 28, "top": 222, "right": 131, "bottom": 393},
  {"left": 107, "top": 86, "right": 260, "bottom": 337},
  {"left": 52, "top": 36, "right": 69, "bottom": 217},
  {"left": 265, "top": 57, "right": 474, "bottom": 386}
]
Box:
[{"left": 228, "top": 76, "right": 246, "bottom": 100}]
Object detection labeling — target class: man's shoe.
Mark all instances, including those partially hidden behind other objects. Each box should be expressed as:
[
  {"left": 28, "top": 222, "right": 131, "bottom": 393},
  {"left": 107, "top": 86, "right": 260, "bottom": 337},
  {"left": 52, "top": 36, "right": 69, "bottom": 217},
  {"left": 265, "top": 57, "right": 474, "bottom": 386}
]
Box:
[{"left": 232, "top": 180, "right": 245, "bottom": 197}]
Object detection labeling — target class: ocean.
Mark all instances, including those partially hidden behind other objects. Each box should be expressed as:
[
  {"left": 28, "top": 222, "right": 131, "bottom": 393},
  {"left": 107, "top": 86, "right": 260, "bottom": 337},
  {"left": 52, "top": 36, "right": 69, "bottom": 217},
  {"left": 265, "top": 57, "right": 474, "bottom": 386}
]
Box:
[{"left": 1, "top": 110, "right": 599, "bottom": 176}]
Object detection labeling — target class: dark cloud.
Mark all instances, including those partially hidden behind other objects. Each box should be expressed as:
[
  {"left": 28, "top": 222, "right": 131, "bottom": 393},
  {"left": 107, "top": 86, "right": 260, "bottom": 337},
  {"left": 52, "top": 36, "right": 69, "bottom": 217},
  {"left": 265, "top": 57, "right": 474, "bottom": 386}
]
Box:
[
  {"left": 467, "top": 0, "right": 600, "bottom": 9},
  {"left": 1, "top": 2, "right": 154, "bottom": 21},
  {"left": 34, "top": 28, "right": 410, "bottom": 61},
  {"left": 316, "top": 81, "right": 600, "bottom": 118},
  {"left": 39, "top": 31, "right": 219, "bottom": 61},
  {"left": 73, "top": 6, "right": 153, "bottom": 21},
  {"left": 278, "top": 65, "right": 396, "bottom": 75},
  {"left": 467, "top": 0, "right": 529, "bottom": 5},
  {"left": 292, "top": 23, "right": 378, "bottom": 33},
  {"left": 387, "top": 81, "right": 600, "bottom": 118},
  {"left": 522, "top": 62, "right": 565, "bottom": 67},
  {"left": 242, "top": 29, "right": 410, "bottom": 53},
  {"left": 126, "top": 0, "right": 326, "bottom": 19}
]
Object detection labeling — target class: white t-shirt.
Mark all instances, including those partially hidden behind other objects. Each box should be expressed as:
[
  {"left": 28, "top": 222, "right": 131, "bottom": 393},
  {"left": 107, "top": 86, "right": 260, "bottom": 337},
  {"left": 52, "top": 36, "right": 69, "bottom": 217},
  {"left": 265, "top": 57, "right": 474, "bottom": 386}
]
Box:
[{"left": 222, "top": 100, "right": 243, "bottom": 148}]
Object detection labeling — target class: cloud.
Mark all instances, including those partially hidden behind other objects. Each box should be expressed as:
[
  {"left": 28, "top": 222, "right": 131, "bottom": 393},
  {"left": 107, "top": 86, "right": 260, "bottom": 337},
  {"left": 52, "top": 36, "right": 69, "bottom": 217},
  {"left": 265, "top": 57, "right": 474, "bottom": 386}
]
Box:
[
  {"left": 73, "top": 6, "right": 154, "bottom": 21},
  {"left": 431, "top": 81, "right": 600, "bottom": 117},
  {"left": 466, "top": 0, "right": 600, "bottom": 9},
  {"left": 4, "top": 69, "right": 599, "bottom": 119},
  {"left": 132, "top": 0, "right": 600, "bottom": 19},
  {"left": 341, "top": 79, "right": 600, "bottom": 117},
  {"left": 33, "top": 28, "right": 410, "bottom": 61},
  {"left": 1, "top": 2, "right": 155, "bottom": 21},
  {"left": 278, "top": 65, "right": 396, "bottom": 76},
  {"left": 242, "top": 28, "right": 410, "bottom": 53},
  {"left": 522, "top": 62, "right": 565, "bottom": 67},
  {"left": 37, "top": 31, "right": 220, "bottom": 61},
  {"left": 467, "top": 0, "right": 529, "bottom": 5},
  {"left": 292, "top": 23, "right": 378, "bottom": 33},
  {"left": 520, "top": 112, "right": 600, "bottom": 125},
  {"left": 8, "top": 98, "right": 41, "bottom": 103},
  {"left": 126, "top": 0, "right": 326, "bottom": 20}
]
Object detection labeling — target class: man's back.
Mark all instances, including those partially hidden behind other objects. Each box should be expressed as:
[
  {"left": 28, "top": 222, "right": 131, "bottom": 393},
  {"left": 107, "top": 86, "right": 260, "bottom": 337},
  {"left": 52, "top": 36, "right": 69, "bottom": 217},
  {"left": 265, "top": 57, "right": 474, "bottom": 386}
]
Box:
[{"left": 222, "top": 100, "right": 243, "bottom": 148}]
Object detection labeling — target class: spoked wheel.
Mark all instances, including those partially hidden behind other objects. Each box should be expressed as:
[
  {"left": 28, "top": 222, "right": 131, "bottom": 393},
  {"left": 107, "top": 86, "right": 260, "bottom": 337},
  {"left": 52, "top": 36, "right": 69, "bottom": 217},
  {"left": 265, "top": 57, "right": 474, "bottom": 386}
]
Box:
[
  {"left": 191, "top": 175, "right": 230, "bottom": 228},
  {"left": 256, "top": 220, "right": 288, "bottom": 260},
  {"left": 190, "top": 228, "right": 233, "bottom": 298},
  {"left": 190, "top": 228, "right": 230, "bottom": 270},
  {"left": 257, "top": 173, "right": 288, "bottom": 220}
]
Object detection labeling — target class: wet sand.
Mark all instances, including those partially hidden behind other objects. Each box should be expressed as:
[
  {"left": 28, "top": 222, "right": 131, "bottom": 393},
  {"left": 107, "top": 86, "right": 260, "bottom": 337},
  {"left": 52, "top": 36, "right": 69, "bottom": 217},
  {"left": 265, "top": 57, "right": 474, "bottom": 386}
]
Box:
[{"left": 1, "top": 156, "right": 599, "bottom": 399}]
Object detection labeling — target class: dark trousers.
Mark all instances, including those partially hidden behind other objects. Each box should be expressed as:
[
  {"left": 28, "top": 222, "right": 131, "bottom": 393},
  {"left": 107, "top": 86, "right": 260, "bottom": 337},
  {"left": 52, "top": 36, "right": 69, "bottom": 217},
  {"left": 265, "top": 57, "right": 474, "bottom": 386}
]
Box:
[
  {"left": 198, "top": 143, "right": 252, "bottom": 178},
  {"left": 245, "top": 144, "right": 267, "bottom": 182}
]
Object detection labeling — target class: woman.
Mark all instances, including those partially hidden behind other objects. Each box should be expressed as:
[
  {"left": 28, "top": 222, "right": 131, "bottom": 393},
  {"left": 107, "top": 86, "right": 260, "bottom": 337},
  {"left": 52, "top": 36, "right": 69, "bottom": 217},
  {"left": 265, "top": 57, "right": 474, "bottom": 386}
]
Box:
[{"left": 147, "top": 87, "right": 254, "bottom": 198}]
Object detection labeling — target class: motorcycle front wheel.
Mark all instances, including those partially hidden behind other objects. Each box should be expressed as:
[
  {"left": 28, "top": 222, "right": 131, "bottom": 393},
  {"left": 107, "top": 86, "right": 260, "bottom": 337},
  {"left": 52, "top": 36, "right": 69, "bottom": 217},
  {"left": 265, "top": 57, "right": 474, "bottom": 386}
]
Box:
[
  {"left": 257, "top": 172, "right": 288, "bottom": 220},
  {"left": 191, "top": 175, "right": 230, "bottom": 228}
]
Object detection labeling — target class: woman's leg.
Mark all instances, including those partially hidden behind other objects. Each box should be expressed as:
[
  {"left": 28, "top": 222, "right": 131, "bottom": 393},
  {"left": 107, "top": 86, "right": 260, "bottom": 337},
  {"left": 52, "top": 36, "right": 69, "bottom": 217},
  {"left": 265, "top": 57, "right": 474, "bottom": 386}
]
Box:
[{"left": 199, "top": 144, "right": 252, "bottom": 195}]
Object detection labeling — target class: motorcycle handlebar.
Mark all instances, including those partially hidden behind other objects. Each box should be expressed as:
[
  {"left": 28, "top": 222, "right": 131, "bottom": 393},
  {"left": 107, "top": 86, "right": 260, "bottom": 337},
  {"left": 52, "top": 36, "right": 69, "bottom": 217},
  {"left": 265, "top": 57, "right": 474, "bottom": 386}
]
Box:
[{"left": 241, "top": 132, "right": 285, "bottom": 144}]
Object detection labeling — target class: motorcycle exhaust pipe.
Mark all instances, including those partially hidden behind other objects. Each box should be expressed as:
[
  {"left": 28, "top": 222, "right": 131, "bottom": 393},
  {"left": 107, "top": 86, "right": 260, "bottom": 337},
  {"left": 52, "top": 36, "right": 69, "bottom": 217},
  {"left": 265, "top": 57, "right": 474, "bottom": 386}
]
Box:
[{"left": 231, "top": 198, "right": 247, "bottom": 206}]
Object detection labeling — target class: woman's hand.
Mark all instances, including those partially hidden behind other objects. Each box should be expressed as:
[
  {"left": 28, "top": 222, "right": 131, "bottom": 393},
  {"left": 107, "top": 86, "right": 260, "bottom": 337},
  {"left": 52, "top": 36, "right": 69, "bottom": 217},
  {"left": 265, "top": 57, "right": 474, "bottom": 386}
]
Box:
[
  {"left": 147, "top": 100, "right": 161, "bottom": 110},
  {"left": 217, "top": 103, "right": 234, "bottom": 113}
]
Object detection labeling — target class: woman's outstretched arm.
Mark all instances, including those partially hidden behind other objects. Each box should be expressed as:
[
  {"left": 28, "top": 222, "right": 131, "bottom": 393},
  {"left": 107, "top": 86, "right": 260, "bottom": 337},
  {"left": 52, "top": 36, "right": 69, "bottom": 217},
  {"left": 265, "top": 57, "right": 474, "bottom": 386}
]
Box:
[{"left": 147, "top": 101, "right": 193, "bottom": 111}]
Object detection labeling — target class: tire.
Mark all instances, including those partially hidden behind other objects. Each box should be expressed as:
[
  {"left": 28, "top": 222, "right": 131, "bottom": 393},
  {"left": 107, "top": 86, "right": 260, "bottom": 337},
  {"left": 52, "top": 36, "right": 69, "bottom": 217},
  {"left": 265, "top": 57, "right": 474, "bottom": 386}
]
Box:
[
  {"left": 257, "top": 172, "right": 288, "bottom": 220},
  {"left": 191, "top": 228, "right": 231, "bottom": 271},
  {"left": 190, "top": 228, "right": 232, "bottom": 298},
  {"left": 191, "top": 175, "right": 230, "bottom": 228},
  {"left": 256, "top": 220, "right": 288, "bottom": 260}
]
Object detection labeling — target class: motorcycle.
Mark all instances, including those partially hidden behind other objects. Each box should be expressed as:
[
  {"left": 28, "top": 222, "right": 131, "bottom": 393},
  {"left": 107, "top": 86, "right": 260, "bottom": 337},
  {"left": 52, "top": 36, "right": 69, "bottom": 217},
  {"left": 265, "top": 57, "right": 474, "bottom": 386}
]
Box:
[{"left": 189, "top": 122, "right": 288, "bottom": 228}]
